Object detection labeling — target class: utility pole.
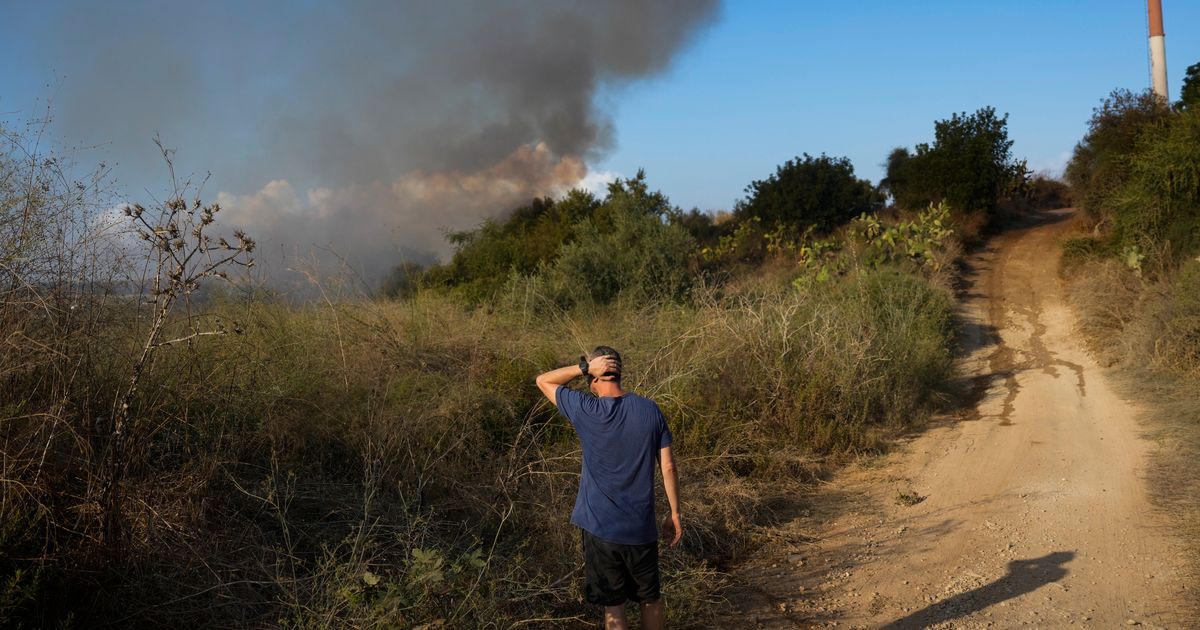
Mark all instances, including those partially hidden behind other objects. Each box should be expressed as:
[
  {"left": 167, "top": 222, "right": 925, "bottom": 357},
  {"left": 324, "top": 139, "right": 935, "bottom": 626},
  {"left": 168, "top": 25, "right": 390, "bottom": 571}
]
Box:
[{"left": 1148, "top": 0, "right": 1169, "bottom": 102}]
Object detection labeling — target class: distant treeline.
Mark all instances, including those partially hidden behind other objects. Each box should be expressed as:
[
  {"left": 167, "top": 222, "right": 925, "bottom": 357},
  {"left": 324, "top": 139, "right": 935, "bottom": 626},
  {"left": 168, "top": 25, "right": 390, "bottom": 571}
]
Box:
[{"left": 385, "top": 106, "right": 1063, "bottom": 302}]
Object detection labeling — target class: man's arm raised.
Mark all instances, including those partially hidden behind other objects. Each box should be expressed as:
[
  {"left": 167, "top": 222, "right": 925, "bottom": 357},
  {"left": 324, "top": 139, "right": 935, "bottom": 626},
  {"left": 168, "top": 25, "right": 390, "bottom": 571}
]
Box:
[
  {"left": 534, "top": 354, "right": 620, "bottom": 406},
  {"left": 659, "top": 445, "right": 682, "bottom": 547}
]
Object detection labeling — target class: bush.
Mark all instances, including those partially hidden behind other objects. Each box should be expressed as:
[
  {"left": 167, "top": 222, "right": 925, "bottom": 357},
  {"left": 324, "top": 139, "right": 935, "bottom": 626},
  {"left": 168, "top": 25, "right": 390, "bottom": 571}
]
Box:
[
  {"left": 420, "top": 190, "right": 601, "bottom": 302},
  {"left": 543, "top": 175, "right": 696, "bottom": 306},
  {"left": 780, "top": 202, "right": 960, "bottom": 292},
  {"left": 419, "top": 172, "right": 701, "bottom": 306},
  {"left": 735, "top": 153, "right": 882, "bottom": 234},
  {"left": 1110, "top": 107, "right": 1200, "bottom": 256},
  {"left": 0, "top": 122, "right": 117, "bottom": 627},
  {"left": 379, "top": 261, "right": 425, "bottom": 299}
]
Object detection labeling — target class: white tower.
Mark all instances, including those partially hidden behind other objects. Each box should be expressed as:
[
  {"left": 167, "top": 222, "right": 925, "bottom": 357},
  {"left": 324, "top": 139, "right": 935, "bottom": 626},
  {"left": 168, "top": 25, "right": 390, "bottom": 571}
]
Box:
[{"left": 1148, "top": 0, "right": 1169, "bottom": 102}]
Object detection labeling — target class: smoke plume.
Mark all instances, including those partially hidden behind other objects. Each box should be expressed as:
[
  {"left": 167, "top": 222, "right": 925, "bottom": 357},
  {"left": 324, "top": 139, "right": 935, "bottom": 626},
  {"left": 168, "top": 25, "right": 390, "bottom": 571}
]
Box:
[{"left": 8, "top": 0, "right": 718, "bottom": 284}]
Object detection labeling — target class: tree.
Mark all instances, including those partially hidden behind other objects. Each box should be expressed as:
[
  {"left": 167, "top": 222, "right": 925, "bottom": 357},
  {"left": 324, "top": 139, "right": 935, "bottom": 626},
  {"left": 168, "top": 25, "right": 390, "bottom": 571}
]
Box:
[
  {"left": 1064, "top": 89, "right": 1168, "bottom": 217},
  {"left": 1180, "top": 61, "right": 1200, "bottom": 111},
  {"left": 415, "top": 171, "right": 698, "bottom": 305},
  {"left": 880, "top": 147, "right": 912, "bottom": 203},
  {"left": 735, "top": 153, "right": 882, "bottom": 233},
  {"left": 418, "top": 189, "right": 600, "bottom": 301},
  {"left": 1109, "top": 105, "right": 1200, "bottom": 254},
  {"left": 546, "top": 172, "right": 697, "bottom": 305},
  {"left": 889, "top": 107, "right": 1026, "bottom": 216}
]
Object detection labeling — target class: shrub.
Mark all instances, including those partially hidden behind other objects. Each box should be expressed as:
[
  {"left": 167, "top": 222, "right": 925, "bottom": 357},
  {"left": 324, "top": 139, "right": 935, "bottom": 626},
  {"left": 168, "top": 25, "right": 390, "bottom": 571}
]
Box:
[
  {"left": 542, "top": 174, "right": 696, "bottom": 306},
  {"left": 697, "top": 216, "right": 798, "bottom": 269},
  {"left": 847, "top": 202, "right": 956, "bottom": 273},
  {"left": 670, "top": 207, "right": 724, "bottom": 248},
  {"left": 420, "top": 190, "right": 601, "bottom": 302},
  {"left": 0, "top": 122, "right": 117, "bottom": 627},
  {"left": 419, "top": 172, "right": 701, "bottom": 306},
  {"left": 1063, "top": 82, "right": 1200, "bottom": 607},
  {"left": 1110, "top": 107, "right": 1200, "bottom": 256},
  {"left": 735, "top": 153, "right": 882, "bottom": 234},
  {"left": 787, "top": 202, "right": 960, "bottom": 291}
]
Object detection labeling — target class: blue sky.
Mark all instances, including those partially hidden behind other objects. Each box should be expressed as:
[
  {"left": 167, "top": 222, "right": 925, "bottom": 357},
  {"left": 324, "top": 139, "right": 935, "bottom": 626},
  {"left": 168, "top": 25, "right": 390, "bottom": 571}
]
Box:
[
  {"left": 2, "top": 1, "right": 1198, "bottom": 222},
  {"left": 595, "top": 0, "right": 1200, "bottom": 211}
]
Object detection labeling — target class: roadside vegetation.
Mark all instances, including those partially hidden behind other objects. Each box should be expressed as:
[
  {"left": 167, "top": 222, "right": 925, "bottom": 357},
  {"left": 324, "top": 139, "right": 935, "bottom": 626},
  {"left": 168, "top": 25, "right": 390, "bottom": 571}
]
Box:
[
  {"left": 1060, "top": 68, "right": 1200, "bottom": 598},
  {"left": 2, "top": 104, "right": 1035, "bottom": 627}
]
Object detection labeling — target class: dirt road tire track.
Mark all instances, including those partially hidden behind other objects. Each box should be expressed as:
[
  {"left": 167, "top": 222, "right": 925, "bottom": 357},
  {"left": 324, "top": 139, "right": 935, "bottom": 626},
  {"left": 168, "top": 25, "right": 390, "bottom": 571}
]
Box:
[{"left": 726, "top": 209, "right": 1191, "bottom": 629}]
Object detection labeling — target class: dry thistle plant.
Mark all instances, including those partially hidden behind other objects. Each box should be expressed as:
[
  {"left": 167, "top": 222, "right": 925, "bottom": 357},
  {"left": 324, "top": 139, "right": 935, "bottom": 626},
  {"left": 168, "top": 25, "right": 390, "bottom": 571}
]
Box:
[{"left": 102, "top": 138, "right": 255, "bottom": 556}]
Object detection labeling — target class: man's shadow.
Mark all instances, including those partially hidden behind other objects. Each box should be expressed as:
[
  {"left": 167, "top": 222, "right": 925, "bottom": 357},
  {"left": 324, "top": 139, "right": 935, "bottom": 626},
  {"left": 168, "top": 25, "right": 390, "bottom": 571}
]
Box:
[{"left": 880, "top": 551, "right": 1074, "bottom": 629}]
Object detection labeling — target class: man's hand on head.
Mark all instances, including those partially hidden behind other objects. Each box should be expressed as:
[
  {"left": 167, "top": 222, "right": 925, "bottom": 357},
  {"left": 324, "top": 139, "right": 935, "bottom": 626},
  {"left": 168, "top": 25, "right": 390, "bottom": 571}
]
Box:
[
  {"left": 587, "top": 355, "right": 621, "bottom": 381},
  {"left": 535, "top": 353, "right": 620, "bottom": 405}
]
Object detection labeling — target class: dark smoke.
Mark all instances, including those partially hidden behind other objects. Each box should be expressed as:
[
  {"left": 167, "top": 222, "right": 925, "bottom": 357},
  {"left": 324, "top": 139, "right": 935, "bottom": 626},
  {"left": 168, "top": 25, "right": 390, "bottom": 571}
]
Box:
[{"left": 7, "top": 0, "right": 718, "bottom": 284}]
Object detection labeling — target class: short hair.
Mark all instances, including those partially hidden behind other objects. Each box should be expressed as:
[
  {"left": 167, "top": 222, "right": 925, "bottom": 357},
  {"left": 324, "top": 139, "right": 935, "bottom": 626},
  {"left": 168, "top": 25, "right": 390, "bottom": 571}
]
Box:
[{"left": 586, "top": 345, "right": 622, "bottom": 385}]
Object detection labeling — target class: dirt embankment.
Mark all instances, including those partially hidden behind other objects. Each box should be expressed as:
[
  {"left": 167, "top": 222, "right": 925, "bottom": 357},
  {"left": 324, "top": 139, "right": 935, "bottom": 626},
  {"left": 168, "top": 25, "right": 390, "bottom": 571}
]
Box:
[{"left": 725, "top": 209, "right": 1193, "bottom": 629}]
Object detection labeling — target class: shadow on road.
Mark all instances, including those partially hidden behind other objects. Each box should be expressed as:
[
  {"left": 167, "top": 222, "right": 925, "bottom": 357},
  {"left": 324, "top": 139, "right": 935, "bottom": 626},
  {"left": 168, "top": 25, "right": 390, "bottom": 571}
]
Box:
[{"left": 879, "top": 551, "right": 1074, "bottom": 629}]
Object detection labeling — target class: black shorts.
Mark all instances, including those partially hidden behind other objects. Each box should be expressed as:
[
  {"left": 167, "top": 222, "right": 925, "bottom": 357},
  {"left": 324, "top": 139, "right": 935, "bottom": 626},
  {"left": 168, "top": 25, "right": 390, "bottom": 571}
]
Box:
[{"left": 581, "top": 529, "right": 661, "bottom": 606}]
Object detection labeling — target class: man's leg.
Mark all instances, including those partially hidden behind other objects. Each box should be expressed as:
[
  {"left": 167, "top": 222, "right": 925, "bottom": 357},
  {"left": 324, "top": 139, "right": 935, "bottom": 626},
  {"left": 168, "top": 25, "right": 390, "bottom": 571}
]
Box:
[
  {"left": 640, "top": 599, "right": 665, "bottom": 630},
  {"left": 603, "top": 604, "right": 628, "bottom": 630}
]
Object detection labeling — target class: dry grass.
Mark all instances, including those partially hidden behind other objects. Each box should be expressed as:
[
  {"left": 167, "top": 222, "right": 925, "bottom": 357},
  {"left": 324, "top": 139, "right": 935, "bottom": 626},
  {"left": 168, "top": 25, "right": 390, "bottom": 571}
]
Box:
[
  {"left": 1063, "top": 255, "right": 1144, "bottom": 365},
  {"left": 1, "top": 127, "right": 961, "bottom": 628},
  {"left": 1, "top": 266, "right": 958, "bottom": 628},
  {"left": 1064, "top": 254, "right": 1200, "bottom": 615}
]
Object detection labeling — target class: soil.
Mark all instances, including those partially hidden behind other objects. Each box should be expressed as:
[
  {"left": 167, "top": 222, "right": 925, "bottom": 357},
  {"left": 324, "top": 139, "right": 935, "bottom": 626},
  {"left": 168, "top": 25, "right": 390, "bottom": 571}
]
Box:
[{"left": 720, "top": 209, "right": 1193, "bottom": 629}]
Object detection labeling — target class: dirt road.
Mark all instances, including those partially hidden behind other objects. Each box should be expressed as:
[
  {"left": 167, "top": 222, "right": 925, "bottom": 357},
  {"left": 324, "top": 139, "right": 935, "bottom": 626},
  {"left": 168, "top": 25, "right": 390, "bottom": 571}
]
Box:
[{"left": 731, "top": 209, "right": 1192, "bottom": 628}]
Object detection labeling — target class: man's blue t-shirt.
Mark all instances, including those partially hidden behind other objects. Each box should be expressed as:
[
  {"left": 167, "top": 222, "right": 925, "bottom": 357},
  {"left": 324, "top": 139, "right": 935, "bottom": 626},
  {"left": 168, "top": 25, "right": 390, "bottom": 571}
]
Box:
[{"left": 556, "top": 386, "right": 673, "bottom": 545}]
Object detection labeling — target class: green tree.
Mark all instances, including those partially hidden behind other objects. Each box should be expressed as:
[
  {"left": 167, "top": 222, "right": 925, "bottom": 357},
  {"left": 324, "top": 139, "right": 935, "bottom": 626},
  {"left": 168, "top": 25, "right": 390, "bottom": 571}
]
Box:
[
  {"left": 735, "top": 153, "right": 882, "bottom": 233},
  {"left": 1064, "top": 89, "right": 1168, "bottom": 218},
  {"left": 412, "top": 171, "right": 698, "bottom": 306},
  {"left": 1110, "top": 106, "right": 1200, "bottom": 255},
  {"left": 1179, "top": 61, "right": 1200, "bottom": 111},
  {"left": 418, "top": 190, "right": 601, "bottom": 301},
  {"left": 546, "top": 173, "right": 696, "bottom": 305},
  {"left": 890, "top": 107, "right": 1026, "bottom": 216},
  {"left": 880, "top": 147, "right": 912, "bottom": 203}
]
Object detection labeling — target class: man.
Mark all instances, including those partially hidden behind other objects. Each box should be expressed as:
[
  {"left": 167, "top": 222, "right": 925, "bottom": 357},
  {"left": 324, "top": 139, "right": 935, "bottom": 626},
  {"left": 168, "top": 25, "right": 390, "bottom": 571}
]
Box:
[{"left": 535, "top": 346, "right": 682, "bottom": 630}]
